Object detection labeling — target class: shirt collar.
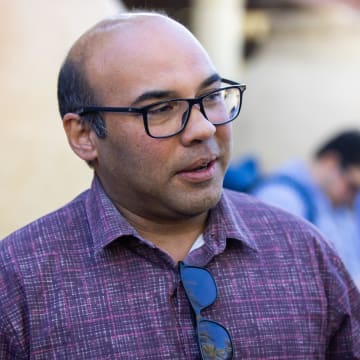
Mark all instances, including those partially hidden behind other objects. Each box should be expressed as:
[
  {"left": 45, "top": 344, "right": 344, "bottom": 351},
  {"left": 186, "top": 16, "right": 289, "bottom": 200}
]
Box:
[
  {"left": 205, "top": 190, "right": 259, "bottom": 252},
  {"left": 85, "top": 176, "right": 257, "bottom": 254},
  {"left": 85, "top": 176, "right": 142, "bottom": 254}
]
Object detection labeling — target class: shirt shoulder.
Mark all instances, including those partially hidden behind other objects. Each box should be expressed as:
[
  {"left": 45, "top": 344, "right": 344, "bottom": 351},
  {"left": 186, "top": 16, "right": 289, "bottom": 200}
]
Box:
[
  {"left": 222, "top": 188, "right": 332, "bottom": 251},
  {"left": 222, "top": 189, "right": 359, "bottom": 289},
  {"left": 0, "top": 190, "right": 90, "bottom": 357},
  {"left": 0, "top": 190, "right": 90, "bottom": 266},
  {"left": 221, "top": 189, "right": 360, "bottom": 356}
]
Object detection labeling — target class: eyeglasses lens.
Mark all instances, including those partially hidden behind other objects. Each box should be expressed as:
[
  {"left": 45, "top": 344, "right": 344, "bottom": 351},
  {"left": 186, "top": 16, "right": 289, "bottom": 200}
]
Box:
[
  {"left": 146, "top": 87, "right": 241, "bottom": 138},
  {"left": 203, "top": 88, "right": 241, "bottom": 125}
]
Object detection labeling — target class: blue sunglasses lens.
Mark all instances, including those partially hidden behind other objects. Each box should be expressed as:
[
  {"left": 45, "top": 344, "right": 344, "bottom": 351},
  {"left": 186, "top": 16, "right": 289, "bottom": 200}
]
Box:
[
  {"left": 198, "top": 319, "right": 233, "bottom": 360},
  {"left": 179, "top": 265, "right": 217, "bottom": 311},
  {"left": 179, "top": 262, "right": 233, "bottom": 360}
]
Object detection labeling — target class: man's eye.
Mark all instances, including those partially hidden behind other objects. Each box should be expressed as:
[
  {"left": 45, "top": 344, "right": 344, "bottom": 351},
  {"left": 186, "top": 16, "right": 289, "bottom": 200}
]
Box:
[
  {"left": 148, "top": 102, "right": 177, "bottom": 115},
  {"left": 205, "top": 91, "right": 223, "bottom": 101}
]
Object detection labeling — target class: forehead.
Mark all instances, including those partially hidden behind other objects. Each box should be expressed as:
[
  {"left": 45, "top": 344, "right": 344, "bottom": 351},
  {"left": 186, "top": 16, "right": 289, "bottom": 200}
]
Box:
[{"left": 81, "top": 15, "right": 216, "bottom": 102}]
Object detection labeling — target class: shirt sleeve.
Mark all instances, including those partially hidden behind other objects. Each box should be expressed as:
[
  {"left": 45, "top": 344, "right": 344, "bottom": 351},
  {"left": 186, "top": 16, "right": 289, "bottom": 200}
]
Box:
[
  {"left": 0, "top": 255, "right": 28, "bottom": 359},
  {"left": 0, "top": 318, "right": 27, "bottom": 359},
  {"left": 321, "top": 242, "right": 360, "bottom": 357}
]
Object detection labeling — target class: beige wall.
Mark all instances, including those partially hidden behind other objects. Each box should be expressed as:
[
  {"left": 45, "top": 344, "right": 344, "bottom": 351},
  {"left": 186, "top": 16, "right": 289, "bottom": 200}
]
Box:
[
  {"left": 0, "top": 0, "right": 124, "bottom": 238},
  {"left": 234, "top": 6, "right": 360, "bottom": 170},
  {"left": 191, "top": 0, "right": 245, "bottom": 79}
]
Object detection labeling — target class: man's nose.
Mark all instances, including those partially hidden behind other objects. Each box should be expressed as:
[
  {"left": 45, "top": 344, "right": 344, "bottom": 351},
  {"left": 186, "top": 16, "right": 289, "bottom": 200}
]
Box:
[{"left": 180, "top": 103, "right": 216, "bottom": 145}]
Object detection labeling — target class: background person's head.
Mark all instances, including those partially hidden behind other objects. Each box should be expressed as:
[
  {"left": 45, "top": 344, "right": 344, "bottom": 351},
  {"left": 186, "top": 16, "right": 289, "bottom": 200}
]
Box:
[
  {"left": 57, "top": 12, "right": 238, "bottom": 222},
  {"left": 313, "top": 129, "right": 360, "bottom": 207}
]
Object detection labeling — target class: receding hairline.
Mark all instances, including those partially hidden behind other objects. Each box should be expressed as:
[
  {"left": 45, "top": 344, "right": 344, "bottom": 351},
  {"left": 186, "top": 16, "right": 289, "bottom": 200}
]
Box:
[
  {"left": 66, "top": 12, "right": 181, "bottom": 64},
  {"left": 60, "top": 12, "right": 180, "bottom": 104},
  {"left": 61, "top": 11, "right": 201, "bottom": 105}
]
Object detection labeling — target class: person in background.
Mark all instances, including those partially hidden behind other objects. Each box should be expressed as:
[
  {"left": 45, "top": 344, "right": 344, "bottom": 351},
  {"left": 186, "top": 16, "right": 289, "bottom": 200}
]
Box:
[
  {"left": 0, "top": 12, "right": 359, "bottom": 359},
  {"left": 254, "top": 130, "right": 360, "bottom": 287}
]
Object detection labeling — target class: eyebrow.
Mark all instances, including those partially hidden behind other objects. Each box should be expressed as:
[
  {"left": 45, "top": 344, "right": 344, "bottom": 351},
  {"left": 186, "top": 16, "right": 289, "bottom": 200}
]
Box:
[
  {"left": 200, "top": 73, "right": 222, "bottom": 88},
  {"left": 131, "top": 73, "right": 222, "bottom": 106}
]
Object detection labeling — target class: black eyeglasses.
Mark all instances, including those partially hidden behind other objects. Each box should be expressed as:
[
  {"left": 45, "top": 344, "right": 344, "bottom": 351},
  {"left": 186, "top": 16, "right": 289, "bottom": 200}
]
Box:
[
  {"left": 75, "top": 78, "right": 246, "bottom": 139},
  {"left": 179, "top": 261, "right": 233, "bottom": 360}
]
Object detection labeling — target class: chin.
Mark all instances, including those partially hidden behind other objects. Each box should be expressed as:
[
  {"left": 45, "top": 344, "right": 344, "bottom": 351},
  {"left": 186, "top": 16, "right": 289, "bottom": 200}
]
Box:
[{"left": 181, "top": 187, "right": 223, "bottom": 216}]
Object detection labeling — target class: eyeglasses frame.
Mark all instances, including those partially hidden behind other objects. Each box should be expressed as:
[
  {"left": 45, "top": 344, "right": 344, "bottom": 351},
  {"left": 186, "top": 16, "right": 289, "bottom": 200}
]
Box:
[{"left": 75, "top": 78, "right": 246, "bottom": 139}]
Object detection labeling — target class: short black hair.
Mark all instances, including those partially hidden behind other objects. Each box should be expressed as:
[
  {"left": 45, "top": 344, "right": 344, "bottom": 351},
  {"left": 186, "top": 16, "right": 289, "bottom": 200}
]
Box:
[
  {"left": 57, "top": 58, "right": 106, "bottom": 138},
  {"left": 315, "top": 129, "right": 360, "bottom": 168}
]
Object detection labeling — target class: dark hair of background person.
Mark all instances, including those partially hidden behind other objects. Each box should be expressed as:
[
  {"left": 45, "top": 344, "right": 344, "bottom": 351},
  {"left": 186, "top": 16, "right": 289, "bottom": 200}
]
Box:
[{"left": 315, "top": 130, "right": 360, "bottom": 168}]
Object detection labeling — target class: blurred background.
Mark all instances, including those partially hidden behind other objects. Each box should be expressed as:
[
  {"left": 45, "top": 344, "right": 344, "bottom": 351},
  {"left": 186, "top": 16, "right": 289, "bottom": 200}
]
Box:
[{"left": 1, "top": 0, "right": 359, "bottom": 238}]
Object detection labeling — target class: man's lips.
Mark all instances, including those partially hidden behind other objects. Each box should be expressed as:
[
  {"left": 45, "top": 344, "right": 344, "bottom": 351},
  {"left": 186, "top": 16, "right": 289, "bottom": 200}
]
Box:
[
  {"left": 175, "top": 157, "right": 218, "bottom": 182},
  {"left": 177, "top": 156, "right": 217, "bottom": 172}
]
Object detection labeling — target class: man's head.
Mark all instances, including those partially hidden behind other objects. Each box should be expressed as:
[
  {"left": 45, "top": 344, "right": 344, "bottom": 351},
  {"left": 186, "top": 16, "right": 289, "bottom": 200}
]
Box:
[
  {"left": 57, "top": 12, "right": 243, "bottom": 222},
  {"left": 314, "top": 129, "right": 360, "bottom": 207}
]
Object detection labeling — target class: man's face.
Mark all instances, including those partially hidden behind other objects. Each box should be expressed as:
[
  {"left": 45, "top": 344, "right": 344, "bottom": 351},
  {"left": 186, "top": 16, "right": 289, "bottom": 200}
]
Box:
[
  {"left": 86, "top": 18, "right": 233, "bottom": 221},
  {"left": 328, "top": 164, "right": 360, "bottom": 207}
]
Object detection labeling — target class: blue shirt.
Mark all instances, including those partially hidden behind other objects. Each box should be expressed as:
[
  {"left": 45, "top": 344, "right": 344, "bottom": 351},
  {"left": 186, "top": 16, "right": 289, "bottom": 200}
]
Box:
[
  {"left": 254, "top": 159, "right": 360, "bottom": 287},
  {"left": 0, "top": 175, "right": 359, "bottom": 358}
]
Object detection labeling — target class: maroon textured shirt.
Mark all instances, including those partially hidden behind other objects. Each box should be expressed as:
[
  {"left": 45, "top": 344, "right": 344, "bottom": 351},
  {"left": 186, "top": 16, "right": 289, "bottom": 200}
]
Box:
[{"left": 0, "top": 176, "right": 359, "bottom": 359}]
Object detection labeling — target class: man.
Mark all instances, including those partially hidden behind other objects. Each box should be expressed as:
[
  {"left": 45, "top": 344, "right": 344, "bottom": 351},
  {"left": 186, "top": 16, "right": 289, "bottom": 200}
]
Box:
[
  {"left": 253, "top": 130, "right": 360, "bottom": 287},
  {"left": 0, "top": 12, "right": 359, "bottom": 359}
]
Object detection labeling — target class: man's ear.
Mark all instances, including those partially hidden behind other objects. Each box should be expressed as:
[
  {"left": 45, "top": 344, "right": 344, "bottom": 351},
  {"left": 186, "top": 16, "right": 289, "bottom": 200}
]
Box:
[{"left": 63, "top": 113, "right": 98, "bottom": 162}]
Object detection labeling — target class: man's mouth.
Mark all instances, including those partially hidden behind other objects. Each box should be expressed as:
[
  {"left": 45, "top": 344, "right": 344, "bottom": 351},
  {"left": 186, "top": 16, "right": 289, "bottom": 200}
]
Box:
[
  {"left": 176, "top": 158, "right": 217, "bottom": 182},
  {"left": 189, "top": 161, "right": 213, "bottom": 172}
]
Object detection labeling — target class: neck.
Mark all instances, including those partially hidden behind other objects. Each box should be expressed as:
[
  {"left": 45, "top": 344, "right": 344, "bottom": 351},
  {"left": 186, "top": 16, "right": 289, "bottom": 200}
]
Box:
[{"left": 115, "top": 205, "right": 208, "bottom": 262}]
